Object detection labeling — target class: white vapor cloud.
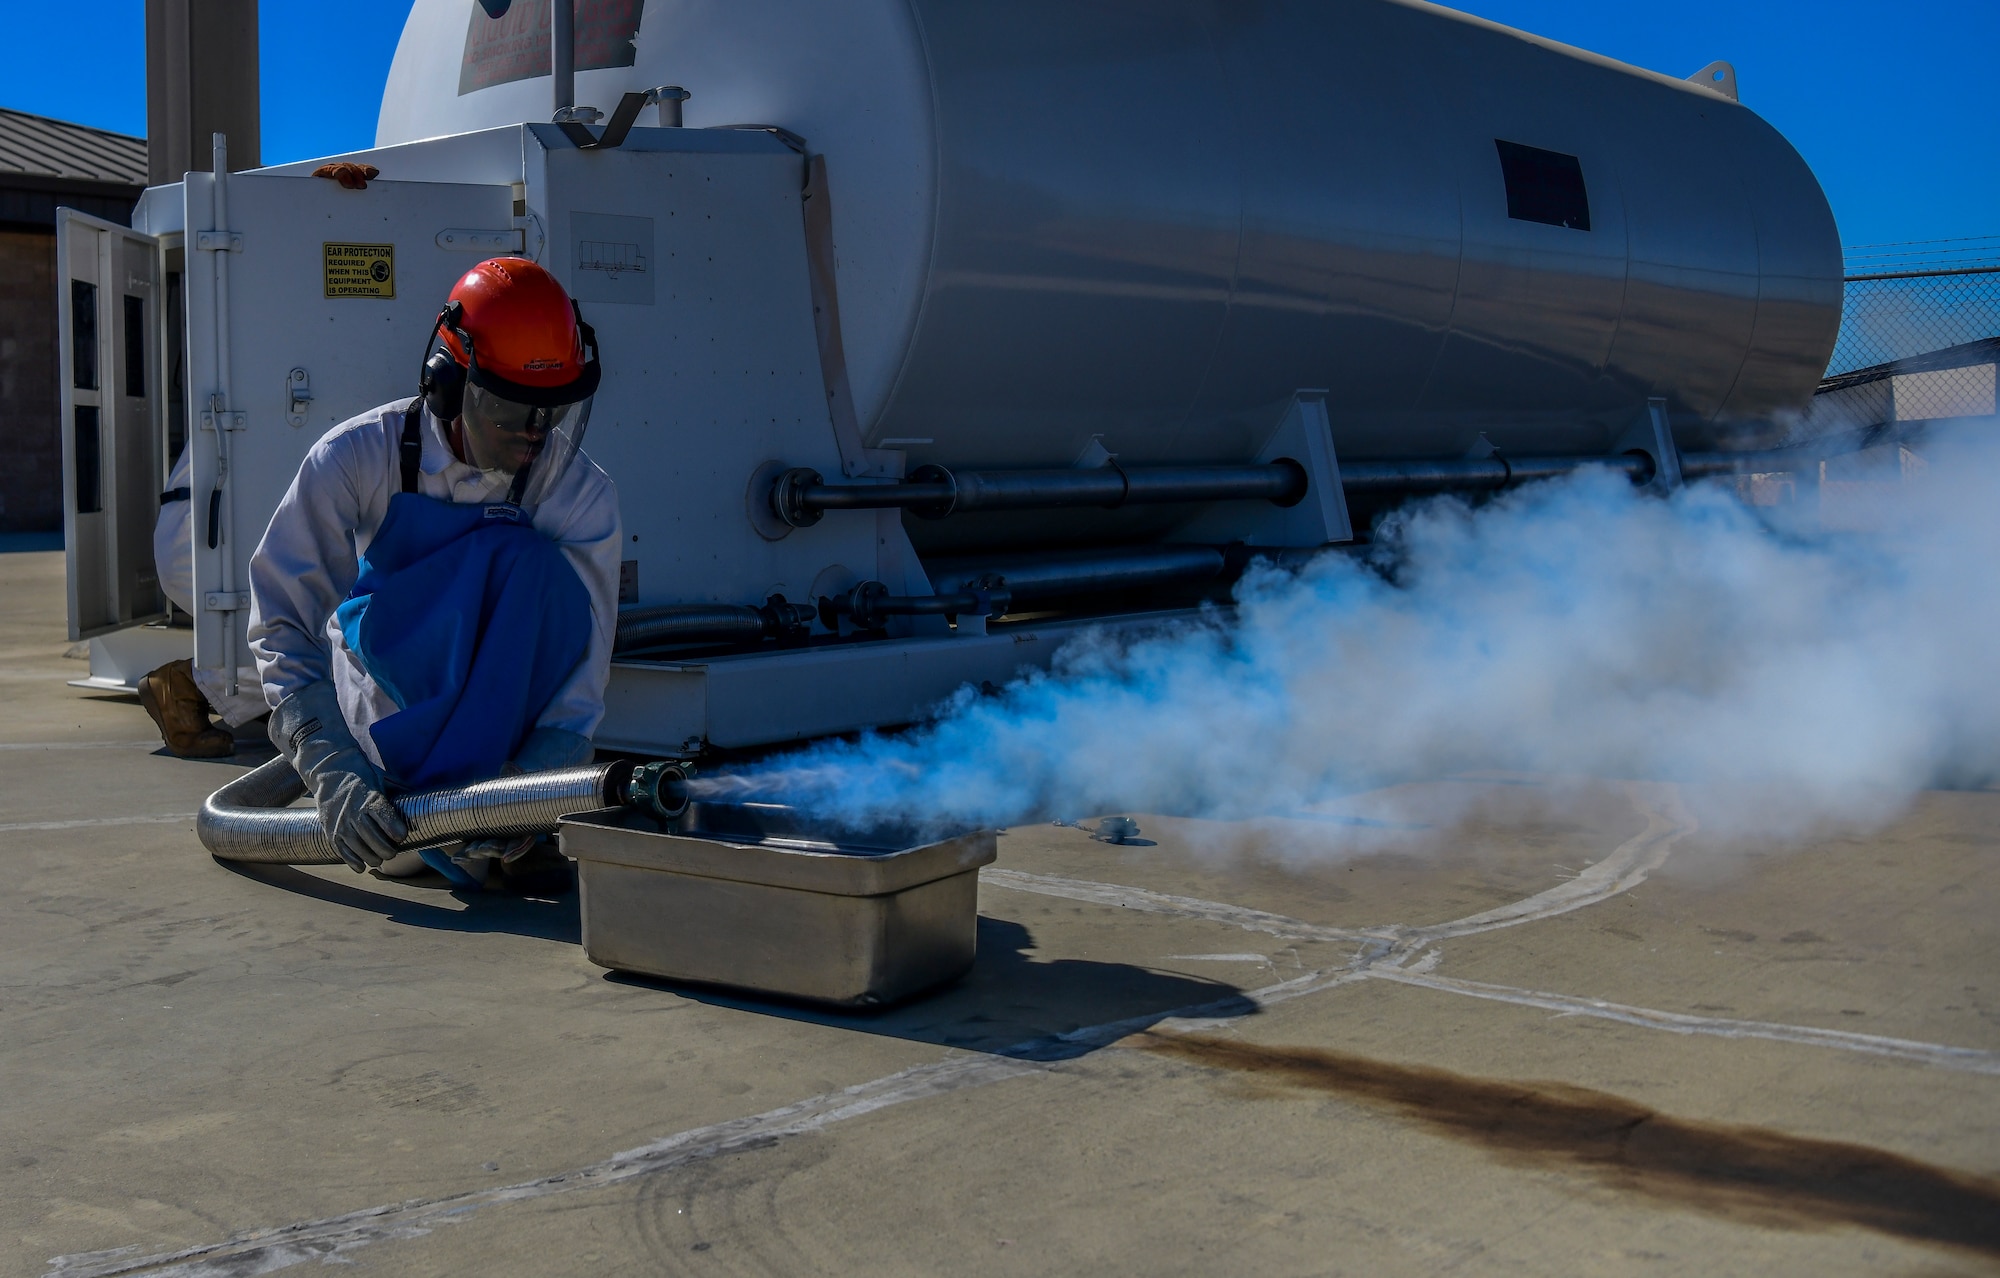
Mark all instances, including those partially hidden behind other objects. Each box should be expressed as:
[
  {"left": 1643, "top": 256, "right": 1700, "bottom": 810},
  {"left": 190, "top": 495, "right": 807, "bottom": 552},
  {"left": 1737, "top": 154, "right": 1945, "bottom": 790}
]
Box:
[{"left": 699, "top": 427, "right": 2000, "bottom": 844}]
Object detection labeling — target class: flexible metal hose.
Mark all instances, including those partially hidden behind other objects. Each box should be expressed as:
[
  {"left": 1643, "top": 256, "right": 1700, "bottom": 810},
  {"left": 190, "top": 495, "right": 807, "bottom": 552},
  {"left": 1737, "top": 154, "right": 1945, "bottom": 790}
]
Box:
[
  {"left": 614, "top": 597, "right": 816, "bottom": 654},
  {"left": 199, "top": 757, "right": 634, "bottom": 864},
  {"left": 616, "top": 603, "right": 769, "bottom": 652}
]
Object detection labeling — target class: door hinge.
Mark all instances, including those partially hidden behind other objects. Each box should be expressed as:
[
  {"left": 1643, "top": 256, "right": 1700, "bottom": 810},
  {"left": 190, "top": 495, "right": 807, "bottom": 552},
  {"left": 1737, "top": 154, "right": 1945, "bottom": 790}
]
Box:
[
  {"left": 195, "top": 230, "right": 243, "bottom": 253},
  {"left": 203, "top": 591, "right": 250, "bottom": 612},
  {"left": 200, "top": 411, "right": 247, "bottom": 432},
  {"left": 286, "top": 368, "right": 312, "bottom": 428}
]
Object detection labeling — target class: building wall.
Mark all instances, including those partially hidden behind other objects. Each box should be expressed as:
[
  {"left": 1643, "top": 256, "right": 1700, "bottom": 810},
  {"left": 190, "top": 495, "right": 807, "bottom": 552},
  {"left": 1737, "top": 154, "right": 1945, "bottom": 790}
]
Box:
[{"left": 0, "top": 227, "right": 58, "bottom": 531}]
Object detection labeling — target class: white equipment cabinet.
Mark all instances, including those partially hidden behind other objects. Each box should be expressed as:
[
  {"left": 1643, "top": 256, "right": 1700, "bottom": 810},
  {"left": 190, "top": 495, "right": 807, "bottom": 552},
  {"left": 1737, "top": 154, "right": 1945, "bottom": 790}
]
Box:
[
  {"left": 180, "top": 167, "right": 522, "bottom": 699},
  {"left": 64, "top": 122, "right": 1117, "bottom": 754}
]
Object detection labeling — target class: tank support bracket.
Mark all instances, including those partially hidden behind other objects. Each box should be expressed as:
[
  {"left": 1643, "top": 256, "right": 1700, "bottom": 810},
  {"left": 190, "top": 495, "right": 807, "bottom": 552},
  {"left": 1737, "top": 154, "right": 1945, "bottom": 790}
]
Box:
[{"left": 1610, "top": 398, "right": 1685, "bottom": 494}]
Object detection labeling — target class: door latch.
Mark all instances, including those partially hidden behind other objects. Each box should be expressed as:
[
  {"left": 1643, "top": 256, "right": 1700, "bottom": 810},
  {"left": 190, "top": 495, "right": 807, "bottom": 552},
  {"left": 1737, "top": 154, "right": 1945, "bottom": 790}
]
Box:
[{"left": 286, "top": 368, "right": 312, "bottom": 428}]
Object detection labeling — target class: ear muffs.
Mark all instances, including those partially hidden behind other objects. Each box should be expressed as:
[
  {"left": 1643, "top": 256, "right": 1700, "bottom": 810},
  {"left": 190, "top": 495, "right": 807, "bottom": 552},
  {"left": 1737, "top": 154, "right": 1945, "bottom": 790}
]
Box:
[
  {"left": 416, "top": 300, "right": 468, "bottom": 422},
  {"left": 573, "top": 301, "right": 601, "bottom": 380},
  {"left": 421, "top": 348, "right": 465, "bottom": 422}
]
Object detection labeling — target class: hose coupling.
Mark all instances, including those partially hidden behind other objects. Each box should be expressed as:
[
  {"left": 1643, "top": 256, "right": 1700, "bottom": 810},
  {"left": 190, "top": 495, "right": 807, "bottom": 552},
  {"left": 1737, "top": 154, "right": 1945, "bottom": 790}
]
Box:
[
  {"left": 821, "top": 580, "right": 891, "bottom": 631},
  {"left": 758, "top": 593, "right": 817, "bottom": 640},
  {"left": 626, "top": 761, "right": 692, "bottom": 820}
]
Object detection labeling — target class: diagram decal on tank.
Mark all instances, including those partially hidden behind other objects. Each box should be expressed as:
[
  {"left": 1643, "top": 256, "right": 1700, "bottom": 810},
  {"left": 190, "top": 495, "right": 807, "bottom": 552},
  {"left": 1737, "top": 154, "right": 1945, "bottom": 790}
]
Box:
[
  {"left": 459, "top": 0, "right": 643, "bottom": 95},
  {"left": 569, "top": 212, "right": 654, "bottom": 305}
]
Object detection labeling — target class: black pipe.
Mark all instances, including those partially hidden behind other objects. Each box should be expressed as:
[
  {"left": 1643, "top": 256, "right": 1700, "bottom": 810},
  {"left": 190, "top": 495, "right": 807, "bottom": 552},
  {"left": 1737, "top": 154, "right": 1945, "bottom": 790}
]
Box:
[
  {"left": 1678, "top": 449, "right": 1817, "bottom": 479},
  {"left": 773, "top": 444, "right": 1848, "bottom": 533},
  {"left": 826, "top": 546, "right": 1235, "bottom": 633},
  {"left": 1345, "top": 447, "right": 1836, "bottom": 492},
  {"left": 926, "top": 545, "right": 1229, "bottom": 604},
  {"left": 1338, "top": 453, "right": 1656, "bottom": 493},
  {"left": 819, "top": 581, "right": 1013, "bottom": 631},
  {"left": 774, "top": 452, "right": 1660, "bottom": 526},
  {"left": 615, "top": 595, "right": 815, "bottom": 654},
  {"left": 772, "top": 460, "right": 1308, "bottom": 527}
]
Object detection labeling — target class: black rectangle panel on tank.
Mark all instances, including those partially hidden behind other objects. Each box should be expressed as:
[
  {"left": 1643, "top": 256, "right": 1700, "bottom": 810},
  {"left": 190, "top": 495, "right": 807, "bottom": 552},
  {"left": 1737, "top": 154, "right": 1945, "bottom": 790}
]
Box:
[{"left": 1496, "top": 140, "right": 1591, "bottom": 231}]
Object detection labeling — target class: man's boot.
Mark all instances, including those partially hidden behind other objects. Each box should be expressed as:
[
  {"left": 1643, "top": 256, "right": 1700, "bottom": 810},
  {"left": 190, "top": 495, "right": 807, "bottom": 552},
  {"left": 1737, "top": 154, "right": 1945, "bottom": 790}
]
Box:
[{"left": 137, "top": 659, "right": 236, "bottom": 758}]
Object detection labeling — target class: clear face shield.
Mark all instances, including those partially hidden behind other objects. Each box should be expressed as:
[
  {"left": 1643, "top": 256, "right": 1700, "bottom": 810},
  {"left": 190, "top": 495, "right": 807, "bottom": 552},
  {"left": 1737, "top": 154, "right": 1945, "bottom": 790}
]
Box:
[{"left": 457, "top": 381, "right": 593, "bottom": 509}]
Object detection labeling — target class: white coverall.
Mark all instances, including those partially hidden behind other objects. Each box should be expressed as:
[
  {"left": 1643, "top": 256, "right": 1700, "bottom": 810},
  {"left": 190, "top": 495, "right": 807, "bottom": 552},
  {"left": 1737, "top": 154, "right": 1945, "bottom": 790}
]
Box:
[
  {"left": 245, "top": 398, "right": 622, "bottom": 770},
  {"left": 153, "top": 448, "right": 272, "bottom": 726}
]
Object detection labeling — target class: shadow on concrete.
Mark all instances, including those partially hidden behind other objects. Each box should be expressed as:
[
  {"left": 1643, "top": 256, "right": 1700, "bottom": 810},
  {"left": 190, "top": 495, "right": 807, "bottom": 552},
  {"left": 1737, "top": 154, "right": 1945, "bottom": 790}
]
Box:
[
  {"left": 611, "top": 915, "right": 1255, "bottom": 1061},
  {"left": 74, "top": 691, "right": 141, "bottom": 706},
  {"left": 215, "top": 864, "right": 1251, "bottom": 1059},
  {"left": 154, "top": 742, "right": 280, "bottom": 766},
  {"left": 212, "top": 859, "right": 582, "bottom": 944}
]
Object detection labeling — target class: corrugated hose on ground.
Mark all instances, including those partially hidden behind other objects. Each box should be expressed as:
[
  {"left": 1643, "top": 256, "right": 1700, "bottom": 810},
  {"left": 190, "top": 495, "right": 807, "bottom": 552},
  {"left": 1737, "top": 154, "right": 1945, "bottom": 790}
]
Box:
[{"left": 198, "top": 757, "right": 635, "bottom": 864}]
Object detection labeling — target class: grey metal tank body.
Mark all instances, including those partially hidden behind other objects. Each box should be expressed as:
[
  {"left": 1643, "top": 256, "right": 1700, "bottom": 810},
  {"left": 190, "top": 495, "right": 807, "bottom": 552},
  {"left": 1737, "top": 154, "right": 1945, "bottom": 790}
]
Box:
[{"left": 382, "top": 0, "right": 1841, "bottom": 474}]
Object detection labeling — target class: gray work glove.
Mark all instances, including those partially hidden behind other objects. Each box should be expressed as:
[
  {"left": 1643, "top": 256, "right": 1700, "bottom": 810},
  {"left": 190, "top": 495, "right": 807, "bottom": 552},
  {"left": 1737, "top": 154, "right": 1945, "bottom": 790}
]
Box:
[{"left": 269, "top": 681, "right": 408, "bottom": 873}]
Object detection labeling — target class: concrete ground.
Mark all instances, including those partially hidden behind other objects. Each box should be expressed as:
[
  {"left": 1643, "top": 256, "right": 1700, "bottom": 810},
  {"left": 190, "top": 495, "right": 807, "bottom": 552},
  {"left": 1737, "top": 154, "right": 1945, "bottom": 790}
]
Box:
[{"left": 3, "top": 542, "right": 1997, "bottom": 1277}]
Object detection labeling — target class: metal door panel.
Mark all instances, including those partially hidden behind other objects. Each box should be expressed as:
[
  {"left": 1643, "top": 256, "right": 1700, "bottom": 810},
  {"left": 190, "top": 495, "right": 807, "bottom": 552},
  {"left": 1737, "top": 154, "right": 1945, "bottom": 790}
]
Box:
[
  {"left": 179, "top": 172, "right": 513, "bottom": 682},
  {"left": 56, "top": 209, "right": 167, "bottom": 640}
]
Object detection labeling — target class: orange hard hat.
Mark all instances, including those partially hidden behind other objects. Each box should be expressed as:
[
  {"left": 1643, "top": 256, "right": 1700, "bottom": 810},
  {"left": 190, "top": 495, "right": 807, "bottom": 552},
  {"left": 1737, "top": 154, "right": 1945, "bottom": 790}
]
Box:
[{"left": 438, "top": 257, "right": 598, "bottom": 404}]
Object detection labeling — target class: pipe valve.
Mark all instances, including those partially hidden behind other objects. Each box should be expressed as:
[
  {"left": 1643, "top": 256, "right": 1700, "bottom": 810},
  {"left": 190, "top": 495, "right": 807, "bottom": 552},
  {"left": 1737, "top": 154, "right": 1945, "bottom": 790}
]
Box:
[{"left": 770, "top": 467, "right": 826, "bottom": 528}]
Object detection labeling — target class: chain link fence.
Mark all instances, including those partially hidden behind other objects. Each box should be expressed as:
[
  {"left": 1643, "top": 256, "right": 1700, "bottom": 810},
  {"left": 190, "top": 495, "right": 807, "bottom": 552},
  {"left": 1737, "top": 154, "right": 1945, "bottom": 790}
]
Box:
[
  {"left": 1787, "top": 238, "right": 2000, "bottom": 444},
  {"left": 1830, "top": 236, "right": 2000, "bottom": 375},
  {"left": 1735, "top": 238, "right": 1998, "bottom": 522}
]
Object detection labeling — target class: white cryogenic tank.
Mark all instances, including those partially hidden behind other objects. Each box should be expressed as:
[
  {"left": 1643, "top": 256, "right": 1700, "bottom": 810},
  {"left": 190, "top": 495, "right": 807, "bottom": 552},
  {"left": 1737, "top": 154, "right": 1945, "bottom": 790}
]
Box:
[{"left": 380, "top": 0, "right": 1842, "bottom": 473}]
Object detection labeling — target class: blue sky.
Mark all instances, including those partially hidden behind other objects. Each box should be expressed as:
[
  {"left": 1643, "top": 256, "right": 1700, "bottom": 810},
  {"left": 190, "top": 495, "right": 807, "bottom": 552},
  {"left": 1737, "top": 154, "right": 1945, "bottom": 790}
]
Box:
[{"left": 3, "top": 0, "right": 1993, "bottom": 248}]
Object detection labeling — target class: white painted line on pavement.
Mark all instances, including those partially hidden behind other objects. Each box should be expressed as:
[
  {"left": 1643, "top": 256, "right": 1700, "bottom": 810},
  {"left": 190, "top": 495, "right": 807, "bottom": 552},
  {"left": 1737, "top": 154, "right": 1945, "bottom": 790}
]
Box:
[
  {"left": 0, "top": 741, "right": 162, "bottom": 751},
  {"left": 1364, "top": 967, "right": 2000, "bottom": 1075},
  {"left": 1, "top": 814, "right": 196, "bottom": 833},
  {"left": 982, "top": 867, "right": 1386, "bottom": 945}
]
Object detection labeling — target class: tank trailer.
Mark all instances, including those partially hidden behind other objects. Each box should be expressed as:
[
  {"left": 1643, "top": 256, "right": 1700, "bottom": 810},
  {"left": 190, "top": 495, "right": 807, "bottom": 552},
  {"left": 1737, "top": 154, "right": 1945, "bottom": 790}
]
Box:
[{"left": 60, "top": 0, "right": 1840, "bottom": 759}]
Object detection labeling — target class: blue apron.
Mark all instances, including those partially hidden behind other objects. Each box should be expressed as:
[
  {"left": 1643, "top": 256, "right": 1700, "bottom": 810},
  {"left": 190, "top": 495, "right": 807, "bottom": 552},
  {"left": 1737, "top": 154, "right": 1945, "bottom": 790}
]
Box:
[{"left": 332, "top": 406, "right": 592, "bottom": 796}]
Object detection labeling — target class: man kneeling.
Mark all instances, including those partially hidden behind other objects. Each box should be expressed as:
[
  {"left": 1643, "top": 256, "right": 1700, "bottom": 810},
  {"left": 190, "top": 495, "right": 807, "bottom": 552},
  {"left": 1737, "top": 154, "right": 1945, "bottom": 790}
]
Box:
[{"left": 245, "top": 258, "right": 619, "bottom": 889}]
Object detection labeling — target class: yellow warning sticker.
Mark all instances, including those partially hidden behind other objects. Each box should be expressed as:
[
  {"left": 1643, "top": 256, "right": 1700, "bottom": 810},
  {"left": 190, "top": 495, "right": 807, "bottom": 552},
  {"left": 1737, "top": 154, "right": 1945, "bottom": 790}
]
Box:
[{"left": 323, "top": 242, "right": 395, "bottom": 298}]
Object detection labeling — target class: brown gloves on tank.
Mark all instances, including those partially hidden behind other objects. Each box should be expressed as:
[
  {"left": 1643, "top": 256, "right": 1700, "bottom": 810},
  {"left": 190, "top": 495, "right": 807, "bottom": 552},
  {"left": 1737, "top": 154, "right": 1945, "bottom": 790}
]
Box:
[{"left": 311, "top": 162, "right": 381, "bottom": 191}]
